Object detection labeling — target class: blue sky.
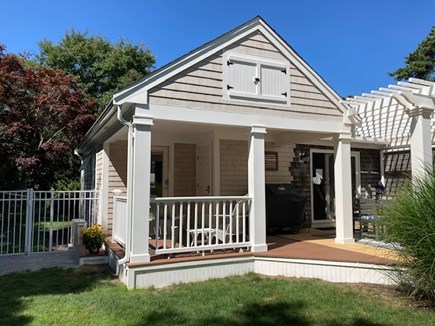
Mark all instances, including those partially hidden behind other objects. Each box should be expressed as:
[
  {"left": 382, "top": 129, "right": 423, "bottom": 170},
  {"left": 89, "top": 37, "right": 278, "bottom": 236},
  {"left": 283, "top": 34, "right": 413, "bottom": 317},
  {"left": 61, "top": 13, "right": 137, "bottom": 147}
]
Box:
[{"left": 1, "top": 0, "right": 434, "bottom": 97}]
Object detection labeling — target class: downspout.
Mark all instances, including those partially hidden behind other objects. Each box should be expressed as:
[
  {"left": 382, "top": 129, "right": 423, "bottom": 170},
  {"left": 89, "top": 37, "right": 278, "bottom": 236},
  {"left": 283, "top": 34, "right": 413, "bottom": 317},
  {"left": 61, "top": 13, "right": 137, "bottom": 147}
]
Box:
[
  {"left": 73, "top": 150, "right": 85, "bottom": 191},
  {"left": 115, "top": 104, "right": 133, "bottom": 265}
]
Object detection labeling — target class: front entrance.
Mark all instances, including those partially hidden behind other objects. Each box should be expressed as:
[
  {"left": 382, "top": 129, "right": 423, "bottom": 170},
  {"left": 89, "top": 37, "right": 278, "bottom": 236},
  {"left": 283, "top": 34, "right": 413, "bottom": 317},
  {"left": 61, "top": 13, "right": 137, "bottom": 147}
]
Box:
[{"left": 311, "top": 150, "right": 360, "bottom": 227}]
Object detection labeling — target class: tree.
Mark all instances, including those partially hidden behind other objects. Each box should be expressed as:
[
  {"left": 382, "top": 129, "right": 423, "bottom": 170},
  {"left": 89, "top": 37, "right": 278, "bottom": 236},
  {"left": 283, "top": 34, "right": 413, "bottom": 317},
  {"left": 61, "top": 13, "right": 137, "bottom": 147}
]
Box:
[
  {"left": 37, "top": 30, "right": 155, "bottom": 110},
  {"left": 0, "top": 45, "right": 96, "bottom": 189},
  {"left": 389, "top": 26, "right": 435, "bottom": 81}
]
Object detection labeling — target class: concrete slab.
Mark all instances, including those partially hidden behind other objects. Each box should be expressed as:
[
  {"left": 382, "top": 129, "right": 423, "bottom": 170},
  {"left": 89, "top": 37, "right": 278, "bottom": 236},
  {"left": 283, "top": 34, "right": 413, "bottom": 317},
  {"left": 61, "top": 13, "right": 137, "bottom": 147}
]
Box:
[{"left": 0, "top": 250, "right": 79, "bottom": 275}]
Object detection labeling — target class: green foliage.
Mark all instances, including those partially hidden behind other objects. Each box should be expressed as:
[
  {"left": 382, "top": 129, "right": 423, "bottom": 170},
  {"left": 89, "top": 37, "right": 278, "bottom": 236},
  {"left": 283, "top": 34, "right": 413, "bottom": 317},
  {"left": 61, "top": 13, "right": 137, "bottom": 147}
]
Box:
[
  {"left": 389, "top": 26, "right": 435, "bottom": 81},
  {"left": 37, "top": 29, "right": 155, "bottom": 110},
  {"left": 380, "top": 169, "right": 435, "bottom": 302},
  {"left": 0, "top": 44, "right": 96, "bottom": 189},
  {"left": 53, "top": 178, "right": 81, "bottom": 191}
]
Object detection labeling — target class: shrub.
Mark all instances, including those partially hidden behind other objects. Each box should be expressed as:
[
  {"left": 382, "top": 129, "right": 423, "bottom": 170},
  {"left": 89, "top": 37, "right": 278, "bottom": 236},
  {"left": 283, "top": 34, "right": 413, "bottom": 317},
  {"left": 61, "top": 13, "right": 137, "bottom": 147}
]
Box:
[{"left": 380, "top": 169, "right": 435, "bottom": 303}]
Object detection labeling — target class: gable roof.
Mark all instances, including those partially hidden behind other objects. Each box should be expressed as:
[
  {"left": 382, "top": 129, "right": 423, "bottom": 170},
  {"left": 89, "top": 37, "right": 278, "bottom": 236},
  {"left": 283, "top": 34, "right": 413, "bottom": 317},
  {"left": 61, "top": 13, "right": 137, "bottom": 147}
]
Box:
[
  {"left": 113, "top": 16, "right": 348, "bottom": 113},
  {"left": 77, "top": 16, "right": 349, "bottom": 155}
]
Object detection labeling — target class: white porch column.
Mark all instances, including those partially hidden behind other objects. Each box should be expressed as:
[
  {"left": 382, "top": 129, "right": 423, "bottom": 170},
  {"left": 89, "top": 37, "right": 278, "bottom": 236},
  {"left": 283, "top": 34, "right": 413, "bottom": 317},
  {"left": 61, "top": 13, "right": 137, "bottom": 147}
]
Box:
[
  {"left": 129, "top": 113, "right": 153, "bottom": 263},
  {"left": 334, "top": 132, "right": 355, "bottom": 244},
  {"left": 409, "top": 108, "right": 433, "bottom": 181},
  {"left": 248, "top": 125, "right": 268, "bottom": 252}
]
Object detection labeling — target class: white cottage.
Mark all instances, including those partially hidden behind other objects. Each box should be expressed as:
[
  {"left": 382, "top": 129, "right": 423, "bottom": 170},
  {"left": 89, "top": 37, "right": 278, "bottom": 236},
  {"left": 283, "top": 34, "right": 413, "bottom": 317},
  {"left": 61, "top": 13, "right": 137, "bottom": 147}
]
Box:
[{"left": 77, "top": 16, "right": 435, "bottom": 288}]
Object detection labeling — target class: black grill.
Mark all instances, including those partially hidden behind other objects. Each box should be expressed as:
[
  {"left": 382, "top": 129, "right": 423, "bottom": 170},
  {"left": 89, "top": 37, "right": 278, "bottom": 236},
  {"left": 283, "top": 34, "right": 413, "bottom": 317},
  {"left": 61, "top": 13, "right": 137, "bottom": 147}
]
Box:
[{"left": 265, "top": 184, "right": 306, "bottom": 234}]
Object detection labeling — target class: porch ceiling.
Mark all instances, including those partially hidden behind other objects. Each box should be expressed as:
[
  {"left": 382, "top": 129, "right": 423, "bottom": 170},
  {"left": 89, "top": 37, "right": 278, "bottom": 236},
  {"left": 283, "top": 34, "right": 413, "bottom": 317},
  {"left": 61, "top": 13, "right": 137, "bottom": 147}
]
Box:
[{"left": 343, "top": 78, "right": 435, "bottom": 149}]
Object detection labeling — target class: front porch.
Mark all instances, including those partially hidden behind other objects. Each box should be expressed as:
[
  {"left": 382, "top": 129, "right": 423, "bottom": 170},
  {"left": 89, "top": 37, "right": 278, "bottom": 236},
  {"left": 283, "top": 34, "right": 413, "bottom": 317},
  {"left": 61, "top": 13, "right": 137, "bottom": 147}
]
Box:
[{"left": 105, "top": 228, "right": 399, "bottom": 289}]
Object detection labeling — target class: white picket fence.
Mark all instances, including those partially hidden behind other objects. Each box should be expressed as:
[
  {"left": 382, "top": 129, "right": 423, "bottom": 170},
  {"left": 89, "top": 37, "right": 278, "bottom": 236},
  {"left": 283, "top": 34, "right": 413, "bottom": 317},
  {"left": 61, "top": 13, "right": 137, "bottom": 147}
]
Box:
[{"left": 0, "top": 189, "right": 99, "bottom": 255}]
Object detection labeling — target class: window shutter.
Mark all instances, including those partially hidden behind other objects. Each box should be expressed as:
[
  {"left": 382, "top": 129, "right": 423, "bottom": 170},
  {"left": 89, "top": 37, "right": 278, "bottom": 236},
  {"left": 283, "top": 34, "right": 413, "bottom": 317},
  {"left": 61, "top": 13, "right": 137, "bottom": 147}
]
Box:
[
  {"left": 228, "top": 59, "right": 257, "bottom": 95},
  {"left": 260, "top": 64, "right": 287, "bottom": 98},
  {"left": 224, "top": 52, "right": 290, "bottom": 105}
]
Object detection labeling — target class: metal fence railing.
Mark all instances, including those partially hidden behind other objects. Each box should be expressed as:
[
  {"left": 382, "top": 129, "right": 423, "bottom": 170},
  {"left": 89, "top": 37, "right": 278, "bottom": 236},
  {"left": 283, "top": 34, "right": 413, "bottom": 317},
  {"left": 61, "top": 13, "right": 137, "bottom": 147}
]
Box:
[{"left": 0, "top": 189, "right": 99, "bottom": 255}]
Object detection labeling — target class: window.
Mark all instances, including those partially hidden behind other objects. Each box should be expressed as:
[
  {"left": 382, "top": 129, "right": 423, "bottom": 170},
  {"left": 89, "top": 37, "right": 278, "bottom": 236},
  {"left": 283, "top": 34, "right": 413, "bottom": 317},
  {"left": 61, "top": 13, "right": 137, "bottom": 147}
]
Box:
[{"left": 223, "top": 52, "right": 290, "bottom": 105}]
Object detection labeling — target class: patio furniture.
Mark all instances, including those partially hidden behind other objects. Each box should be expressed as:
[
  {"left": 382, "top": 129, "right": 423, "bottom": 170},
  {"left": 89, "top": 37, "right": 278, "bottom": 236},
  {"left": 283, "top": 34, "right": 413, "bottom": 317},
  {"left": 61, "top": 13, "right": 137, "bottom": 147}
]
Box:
[
  {"left": 189, "top": 228, "right": 215, "bottom": 246},
  {"left": 354, "top": 197, "right": 383, "bottom": 240},
  {"left": 215, "top": 201, "right": 249, "bottom": 245}
]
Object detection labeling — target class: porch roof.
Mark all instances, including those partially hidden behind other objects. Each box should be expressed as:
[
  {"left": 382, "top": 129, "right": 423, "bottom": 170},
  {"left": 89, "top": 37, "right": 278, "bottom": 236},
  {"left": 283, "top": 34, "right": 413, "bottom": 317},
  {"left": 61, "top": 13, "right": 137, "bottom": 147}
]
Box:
[{"left": 343, "top": 78, "right": 435, "bottom": 150}]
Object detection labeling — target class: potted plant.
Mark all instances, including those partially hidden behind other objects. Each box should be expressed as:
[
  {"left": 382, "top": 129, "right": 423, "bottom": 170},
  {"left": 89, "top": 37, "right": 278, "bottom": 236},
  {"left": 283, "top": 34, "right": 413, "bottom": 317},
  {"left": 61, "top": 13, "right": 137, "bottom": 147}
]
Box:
[{"left": 81, "top": 224, "right": 107, "bottom": 254}]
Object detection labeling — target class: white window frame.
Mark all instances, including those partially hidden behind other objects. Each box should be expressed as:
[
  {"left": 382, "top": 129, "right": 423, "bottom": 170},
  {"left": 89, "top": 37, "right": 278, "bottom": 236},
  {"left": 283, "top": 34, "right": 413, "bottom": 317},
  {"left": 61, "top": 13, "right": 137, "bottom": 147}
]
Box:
[{"left": 223, "top": 52, "right": 290, "bottom": 106}]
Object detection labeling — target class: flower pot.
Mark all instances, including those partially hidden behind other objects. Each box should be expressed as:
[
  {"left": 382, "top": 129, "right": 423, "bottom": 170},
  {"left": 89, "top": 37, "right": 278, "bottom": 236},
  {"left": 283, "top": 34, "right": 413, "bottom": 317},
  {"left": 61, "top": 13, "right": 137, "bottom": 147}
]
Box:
[{"left": 88, "top": 247, "right": 100, "bottom": 254}]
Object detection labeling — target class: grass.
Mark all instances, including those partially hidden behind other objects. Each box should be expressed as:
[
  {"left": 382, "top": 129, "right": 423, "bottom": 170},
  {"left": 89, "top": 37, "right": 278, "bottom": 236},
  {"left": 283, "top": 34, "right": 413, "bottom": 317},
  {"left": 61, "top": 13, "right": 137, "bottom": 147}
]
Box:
[{"left": 0, "top": 266, "right": 434, "bottom": 325}]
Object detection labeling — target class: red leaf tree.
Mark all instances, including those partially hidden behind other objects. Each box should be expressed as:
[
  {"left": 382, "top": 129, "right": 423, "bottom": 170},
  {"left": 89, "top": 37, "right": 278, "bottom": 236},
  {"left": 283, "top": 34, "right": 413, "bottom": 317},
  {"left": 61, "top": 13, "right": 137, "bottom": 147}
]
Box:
[{"left": 0, "top": 45, "right": 96, "bottom": 189}]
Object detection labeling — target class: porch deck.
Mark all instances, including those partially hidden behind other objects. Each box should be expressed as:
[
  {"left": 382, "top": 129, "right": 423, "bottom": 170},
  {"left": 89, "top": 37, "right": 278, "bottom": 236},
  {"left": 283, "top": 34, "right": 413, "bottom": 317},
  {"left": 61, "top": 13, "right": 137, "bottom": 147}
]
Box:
[
  {"left": 107, "top": 228, "right": 399, "bottom": 268},
  {"left": 106, "top": 228, "right": 399, "bottom": 289}
]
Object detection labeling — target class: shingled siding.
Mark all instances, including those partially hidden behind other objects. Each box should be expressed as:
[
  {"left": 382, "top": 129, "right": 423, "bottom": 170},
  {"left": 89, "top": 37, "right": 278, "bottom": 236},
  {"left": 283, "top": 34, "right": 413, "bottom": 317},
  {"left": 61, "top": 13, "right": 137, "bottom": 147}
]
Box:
[
  {"left": 220, "top": 140, "right": 248, "bottom": 196},
  {"left": 289, "top": 145, "right": 381, "bottom": 226},
  {"left": 384, "top": 149, "right": 435, "bottom": 197},
  {"left": 107, "top": 141, "right": 128, "bottom": 234},
  {"left": 174, "top": 143, "right": 196, "bottom": 196},
  {"left": 148, "top": 32, "right": 342, "bottom": 120},
  {"left": 220, "top": 140, "right": 294, "bottom": 196},
  {"left": 95, "top": 149, "right": 103, "bottom": 191}
]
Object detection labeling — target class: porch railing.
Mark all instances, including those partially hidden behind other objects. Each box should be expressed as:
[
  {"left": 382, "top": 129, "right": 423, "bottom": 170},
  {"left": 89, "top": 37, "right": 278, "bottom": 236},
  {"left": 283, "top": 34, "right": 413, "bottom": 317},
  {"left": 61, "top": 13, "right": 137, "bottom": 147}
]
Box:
[
  {"left": 112, "top": 195, "right": 127, "bottom": 247},
  {"left": 150, "top": 196, "right": 252, "bottom": 255}
]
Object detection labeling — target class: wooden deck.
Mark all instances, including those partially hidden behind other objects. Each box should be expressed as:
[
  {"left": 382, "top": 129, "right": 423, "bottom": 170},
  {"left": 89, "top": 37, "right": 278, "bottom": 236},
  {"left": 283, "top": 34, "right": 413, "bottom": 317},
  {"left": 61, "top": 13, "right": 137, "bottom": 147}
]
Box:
[
  {"left": 105, "top": 230, "right": 400, "bottom": 289},
  {"left": 106, "top": 229, "right": 399, "bottom": 268}
]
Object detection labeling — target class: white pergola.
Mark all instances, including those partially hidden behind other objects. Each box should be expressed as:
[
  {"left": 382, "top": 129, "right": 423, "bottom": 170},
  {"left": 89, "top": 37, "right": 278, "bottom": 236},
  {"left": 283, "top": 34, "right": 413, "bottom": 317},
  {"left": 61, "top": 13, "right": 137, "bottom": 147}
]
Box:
[{"left": 343, "top": 78, "right": 435, "bottom": 180}]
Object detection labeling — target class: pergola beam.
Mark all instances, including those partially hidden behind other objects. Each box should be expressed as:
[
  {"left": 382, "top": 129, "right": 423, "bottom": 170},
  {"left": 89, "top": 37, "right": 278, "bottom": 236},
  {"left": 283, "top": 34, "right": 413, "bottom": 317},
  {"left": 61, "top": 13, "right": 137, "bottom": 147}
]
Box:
[{"left": 343, "top": 78, "right": 435, "bottom": 181}]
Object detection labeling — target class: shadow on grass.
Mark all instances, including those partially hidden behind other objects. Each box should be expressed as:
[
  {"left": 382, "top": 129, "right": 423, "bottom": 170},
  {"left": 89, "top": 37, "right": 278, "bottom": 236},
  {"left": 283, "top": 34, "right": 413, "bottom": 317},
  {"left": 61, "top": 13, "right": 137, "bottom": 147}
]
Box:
[
  {"left": 0, "top": 265, "right": 113, "bottom": 325},
  {"left": 138, "top": 301, "right": 309, "bottom": 326},
  {"left": 137, "top": 301, "right": 390, "bottom": 326}
]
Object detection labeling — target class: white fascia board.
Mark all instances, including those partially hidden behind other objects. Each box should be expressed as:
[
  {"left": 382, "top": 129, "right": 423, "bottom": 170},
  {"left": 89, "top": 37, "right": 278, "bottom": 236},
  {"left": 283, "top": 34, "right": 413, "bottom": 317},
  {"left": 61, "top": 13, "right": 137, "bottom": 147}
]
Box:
[
  {"left": 76, "top": 104, "right": 117, "bottom": 154},
  {"left": 147, "top": 103, "right": 345, "bottom": 134},
  {"left": 256, "top": 23, "right": 348, "bottom": 114},
  {"left": 115, "top": 22, "right": 261, "bottom": 104}
]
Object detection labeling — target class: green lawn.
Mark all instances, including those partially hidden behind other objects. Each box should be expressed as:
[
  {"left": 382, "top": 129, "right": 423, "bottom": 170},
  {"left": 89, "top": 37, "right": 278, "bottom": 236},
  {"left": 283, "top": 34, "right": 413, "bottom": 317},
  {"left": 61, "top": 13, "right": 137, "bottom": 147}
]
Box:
[{"left": 0, "top": 266, "right": 433, "bottom": 325}]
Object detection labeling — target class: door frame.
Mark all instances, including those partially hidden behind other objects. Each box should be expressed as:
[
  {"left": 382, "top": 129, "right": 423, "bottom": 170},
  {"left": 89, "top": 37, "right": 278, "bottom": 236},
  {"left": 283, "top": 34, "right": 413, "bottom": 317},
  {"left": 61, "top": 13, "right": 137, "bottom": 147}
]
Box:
[
  {"left": 310, "top": 149, "right": 361, "bottom": 227},
  {"left": 196, "top": 142, "right": 213, "bottom": 196},
  {"left": 151, "top": 146, "right": 169, "bottom": 197}
]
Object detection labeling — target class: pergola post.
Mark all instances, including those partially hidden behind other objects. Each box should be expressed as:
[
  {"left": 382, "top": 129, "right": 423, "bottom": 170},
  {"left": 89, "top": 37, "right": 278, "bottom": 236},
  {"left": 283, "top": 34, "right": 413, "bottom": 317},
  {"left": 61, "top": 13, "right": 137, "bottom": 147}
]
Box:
[
  {"left": 128, "top": 113, "right": 153, "bottom": 263},
  {"left": 248, "top": 125, "right": 268, "bottom": 252},
  {"left": 334, "top": 132, "right": 355, "bottom": 244},
  {"left": 408, "top": 108, "right": 433, "bottom": 180}
]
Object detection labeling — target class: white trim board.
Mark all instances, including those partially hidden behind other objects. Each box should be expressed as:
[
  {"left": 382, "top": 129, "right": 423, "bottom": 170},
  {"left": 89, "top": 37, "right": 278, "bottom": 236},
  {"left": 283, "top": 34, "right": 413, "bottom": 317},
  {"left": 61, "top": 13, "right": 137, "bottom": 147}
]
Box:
[{"left": 119, "top": 254, "right": 396, "bottom": 289}]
